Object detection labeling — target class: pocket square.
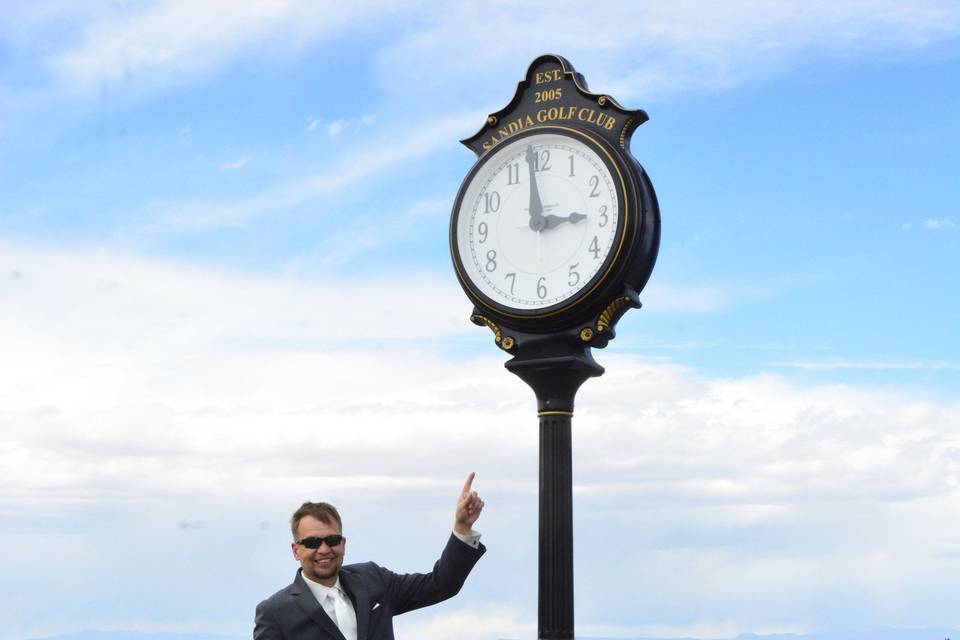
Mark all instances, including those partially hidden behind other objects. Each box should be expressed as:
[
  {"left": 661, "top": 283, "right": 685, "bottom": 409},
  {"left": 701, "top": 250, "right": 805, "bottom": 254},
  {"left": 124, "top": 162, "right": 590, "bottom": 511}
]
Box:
[{"left": 372, "top": 603, "right": 380, "bottom": 611}]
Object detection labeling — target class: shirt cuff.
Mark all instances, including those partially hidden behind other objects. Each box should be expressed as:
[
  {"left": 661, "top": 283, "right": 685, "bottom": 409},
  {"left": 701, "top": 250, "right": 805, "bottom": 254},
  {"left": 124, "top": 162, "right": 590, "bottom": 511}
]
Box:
[{"left": 452, "top": 529, "right": 482, "bottom": 549}]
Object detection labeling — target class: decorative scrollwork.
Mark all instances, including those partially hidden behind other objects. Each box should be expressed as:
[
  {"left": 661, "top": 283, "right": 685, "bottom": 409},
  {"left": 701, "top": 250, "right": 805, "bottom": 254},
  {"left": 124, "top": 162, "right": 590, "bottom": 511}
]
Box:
[
  {"left": 619, "top": 116, "right": 634, "bottom": 149},
  {"left": 596, "top": 296, "right": 633, "bottom": 333},
  {"left": 471, "top": 314, "right": 502, "bottom": 344}
]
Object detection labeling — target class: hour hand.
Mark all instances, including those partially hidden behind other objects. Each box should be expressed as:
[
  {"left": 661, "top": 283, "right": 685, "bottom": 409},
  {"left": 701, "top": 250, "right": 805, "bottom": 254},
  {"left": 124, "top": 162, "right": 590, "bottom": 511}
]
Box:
[{"left": 544, "top": 212, "right": 586, "bottom": 229}]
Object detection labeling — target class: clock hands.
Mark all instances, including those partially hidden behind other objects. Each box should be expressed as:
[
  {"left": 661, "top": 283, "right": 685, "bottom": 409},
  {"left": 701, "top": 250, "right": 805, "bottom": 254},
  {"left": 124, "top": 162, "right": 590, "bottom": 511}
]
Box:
[
  {"left": 525, "top": 145, "right": 546, "bottom": 231},
  {"left": 523, "top": 146, "right": 588, "bottom": 234}
]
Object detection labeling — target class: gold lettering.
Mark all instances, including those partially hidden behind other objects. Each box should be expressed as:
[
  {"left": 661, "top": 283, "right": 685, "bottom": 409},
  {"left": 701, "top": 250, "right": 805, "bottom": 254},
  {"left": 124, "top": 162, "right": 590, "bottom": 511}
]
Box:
[
  {"left": 480, "top": 115, "right": 539, "bottom": 150},
  {"left": 604, "top": 116, "right": 616, "bottom": 130},
  {"left": 535, "top": 69, "right": 562, "bottom": 84},
  {"left": 537, "top": 109, "right": 548, "bottom": 123},
  {"left": 565, "top": 106, "right": 577, "bottom": 120},
  {"left": 547, "top": 107, "right": 560, "bottom": 121}
]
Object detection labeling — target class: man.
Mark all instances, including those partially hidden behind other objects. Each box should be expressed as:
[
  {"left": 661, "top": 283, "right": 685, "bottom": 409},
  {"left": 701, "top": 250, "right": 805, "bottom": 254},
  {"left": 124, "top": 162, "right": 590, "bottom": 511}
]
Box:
[{"left": 254, "top": 473, "right": 485, "bottom": 640}]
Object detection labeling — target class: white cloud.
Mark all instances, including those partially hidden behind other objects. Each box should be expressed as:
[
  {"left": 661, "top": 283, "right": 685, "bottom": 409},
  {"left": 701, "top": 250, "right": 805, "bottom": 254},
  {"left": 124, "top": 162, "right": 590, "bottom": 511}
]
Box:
[
  {"left": 640, "top": 276, "right": 802, "bottom": 314},
  {"left": 3, "top": 242, "right": 957, "bottom": 511},
  {"left": 284, "top": 197, "right": 449, "bottom": 272},
  {"left": 326, "top": 120, "right": 344, "bottom": 137},
  {"left": 771, "top": 359, "right": 960, "bottom": 371},
  {"left": 395, "top": 605, "right": 533, "bottom": 640},
  {"left": 305, "top": 115, "right": 375, "bottom": 136},
  {"left": 20, "top": 0, "right": 958, "bottom": 105},
  {"left": 642, "top": 281, "right": 736, "bottom": 313},
  {"left": 0, "top": 242, "right": 472, "bottom": 358},
  {"left": 2, "top": 241, "right": 959, "bottom": 636},
  {"left": 375, "top": 1, "right": 960, "bottom": 102},
  {"left": 150, "top": 111, "right": 481, "bottom": 231},
  {"left": 47, "top": 0, "right": 397, "bottom": 94},
  {"left": 220, "top": 155, "right": 251, "bottom": 171},
  {"left": 923, "top": 217, "right": 956, "bottom": 230}
]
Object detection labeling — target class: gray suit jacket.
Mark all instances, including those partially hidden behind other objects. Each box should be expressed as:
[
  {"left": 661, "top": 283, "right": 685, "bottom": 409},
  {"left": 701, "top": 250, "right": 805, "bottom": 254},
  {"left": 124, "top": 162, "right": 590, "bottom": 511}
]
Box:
[{"left": 254, "top": 534, "right": 485, "bottom": 640}]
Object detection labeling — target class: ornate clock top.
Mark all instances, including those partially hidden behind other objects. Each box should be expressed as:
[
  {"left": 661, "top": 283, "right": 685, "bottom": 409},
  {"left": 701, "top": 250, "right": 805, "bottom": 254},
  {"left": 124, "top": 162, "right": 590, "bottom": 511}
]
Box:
[{"left": 460, "top": 54, "right": 649, "bottom": 157}]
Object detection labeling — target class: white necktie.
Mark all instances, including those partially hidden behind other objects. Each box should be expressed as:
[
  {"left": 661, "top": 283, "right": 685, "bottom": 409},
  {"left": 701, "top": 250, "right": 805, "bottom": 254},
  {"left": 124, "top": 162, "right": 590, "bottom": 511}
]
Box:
[
  {"left": 324, "top": 593, "right": 339, "bottom": 626},
  {"left": 325, "top": 589, "right": 357, "bottom": 640}
]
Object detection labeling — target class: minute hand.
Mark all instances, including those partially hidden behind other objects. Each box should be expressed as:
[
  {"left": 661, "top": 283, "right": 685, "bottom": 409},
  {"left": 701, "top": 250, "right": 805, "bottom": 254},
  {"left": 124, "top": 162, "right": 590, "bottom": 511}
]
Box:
[{"left": 525, "top": 145, "right": 545, "bottom": 230}]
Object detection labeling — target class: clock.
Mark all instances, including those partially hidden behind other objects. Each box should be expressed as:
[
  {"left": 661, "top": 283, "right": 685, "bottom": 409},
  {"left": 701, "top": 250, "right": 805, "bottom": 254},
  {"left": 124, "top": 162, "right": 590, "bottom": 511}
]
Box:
[
  {"left": 449, "top": 54, "right": 659, "bottom": 342},
  {"left": 451, "top": 126, "right": 626, "bottom": 318}
]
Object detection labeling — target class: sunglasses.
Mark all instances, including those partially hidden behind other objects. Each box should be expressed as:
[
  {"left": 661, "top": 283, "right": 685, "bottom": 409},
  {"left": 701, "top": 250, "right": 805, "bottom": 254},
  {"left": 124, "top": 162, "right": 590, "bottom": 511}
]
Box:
[{"left": 296, "top": 534, "right": 345, "bottom": 549}]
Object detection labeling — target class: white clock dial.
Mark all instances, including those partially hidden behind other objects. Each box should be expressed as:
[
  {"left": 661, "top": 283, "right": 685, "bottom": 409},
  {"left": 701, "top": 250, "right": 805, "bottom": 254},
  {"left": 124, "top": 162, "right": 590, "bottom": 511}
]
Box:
[{"left": 454, "top": 131, "right": 622, "bottom": 312}]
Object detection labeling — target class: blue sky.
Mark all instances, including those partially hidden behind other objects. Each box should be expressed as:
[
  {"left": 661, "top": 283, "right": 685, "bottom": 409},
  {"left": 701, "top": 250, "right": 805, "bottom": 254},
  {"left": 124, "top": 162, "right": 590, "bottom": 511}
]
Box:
[{"left": 1, "top": 2, "right": 959, "bottom": 640}]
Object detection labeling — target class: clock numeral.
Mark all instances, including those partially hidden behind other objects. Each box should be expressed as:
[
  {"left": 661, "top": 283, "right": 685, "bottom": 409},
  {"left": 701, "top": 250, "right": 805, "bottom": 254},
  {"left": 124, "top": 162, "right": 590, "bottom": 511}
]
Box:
[
  {"left": 588, "top": 175, "right": 600, "bottom": 197},
  {"left": 536, "top": 276, "right": 547, "bottom": 299},
  {"left": 484, "top": 191, "right": 501, "bottom": 213},
  {"left": 485, "top": 250, "right": 497, "bottom": 272},
  {"left": 568, "top": 154, "right": 575, "bottom": 177},
  {"left": 504, "top": 272, "right": 516, "bottom": 294},
  {"left": 598, "top": 205, "right": 608, "bottom": 228},
  {"left": 589, "top": 236, "right": 601, "bottom": 259},
  {"left": 507, "top": 163, "right": 520, "bottom": 185},
  {"left": 534, "top": 150, "right": 551, "bottom": 172},
  {"left": 478, "top": 221, "right": 488, "bottom": 243},
  {"left": 568, "top": 263, "right": 580, "bottom": 287}
]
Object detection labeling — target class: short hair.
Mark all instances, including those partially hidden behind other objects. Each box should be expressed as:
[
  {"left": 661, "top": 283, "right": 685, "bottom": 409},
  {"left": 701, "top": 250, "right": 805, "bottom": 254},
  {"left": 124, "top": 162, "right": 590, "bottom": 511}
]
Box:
[{"left": 290, "top": 501, "right": 342, "bottom": 539}]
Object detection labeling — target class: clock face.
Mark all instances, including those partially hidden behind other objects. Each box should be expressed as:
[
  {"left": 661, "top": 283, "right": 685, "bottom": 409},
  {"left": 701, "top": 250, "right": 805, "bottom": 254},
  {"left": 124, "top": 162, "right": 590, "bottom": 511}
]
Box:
[{"left": 453, "top": 129, "right": 624, "bottom": 314}]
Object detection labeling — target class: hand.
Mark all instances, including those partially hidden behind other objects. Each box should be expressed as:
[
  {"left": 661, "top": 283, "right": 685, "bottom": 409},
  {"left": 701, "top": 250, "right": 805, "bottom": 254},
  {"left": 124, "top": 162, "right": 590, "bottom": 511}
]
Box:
[
  {"left": 525, "top": 146, "right": 546, "bottom": 231},
  {"left": 543, "top": 212, "right": 586, "bottom": 230},
  {"left": 454, "top": 472, "right": 484, "bottom": 535}
]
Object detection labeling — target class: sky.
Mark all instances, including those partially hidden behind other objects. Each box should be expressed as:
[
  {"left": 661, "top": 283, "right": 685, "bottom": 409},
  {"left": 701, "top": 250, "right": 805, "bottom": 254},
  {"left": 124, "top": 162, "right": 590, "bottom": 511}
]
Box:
[{"left": 1, "top": 1, "right": 959, "bottom": 639}]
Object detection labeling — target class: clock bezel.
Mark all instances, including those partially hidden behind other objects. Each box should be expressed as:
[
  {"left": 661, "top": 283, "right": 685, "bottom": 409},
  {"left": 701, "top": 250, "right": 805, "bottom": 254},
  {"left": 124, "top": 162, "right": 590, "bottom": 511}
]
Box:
[{"left": 450, "top": 125, "right": 641, "bottom": 325}]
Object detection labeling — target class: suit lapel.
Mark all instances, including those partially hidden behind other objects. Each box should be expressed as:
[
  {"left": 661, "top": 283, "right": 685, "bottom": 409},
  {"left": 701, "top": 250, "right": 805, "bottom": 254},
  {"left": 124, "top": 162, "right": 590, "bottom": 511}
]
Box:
[
  {"left": 290, "top": 572, "right": 347, "bottom": 640},
  {"left": 339, "top": 569, "right": 371, "bottom": 640}
]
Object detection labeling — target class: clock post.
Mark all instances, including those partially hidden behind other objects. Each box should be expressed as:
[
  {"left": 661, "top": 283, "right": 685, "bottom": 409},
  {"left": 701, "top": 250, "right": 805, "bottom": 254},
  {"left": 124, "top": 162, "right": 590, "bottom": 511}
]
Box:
[
  {"left": 505, "top": 332, "right": 602, "bottom": 639},
  {"left": 449, "top": 55, "right": 661, "bottom": 639}
]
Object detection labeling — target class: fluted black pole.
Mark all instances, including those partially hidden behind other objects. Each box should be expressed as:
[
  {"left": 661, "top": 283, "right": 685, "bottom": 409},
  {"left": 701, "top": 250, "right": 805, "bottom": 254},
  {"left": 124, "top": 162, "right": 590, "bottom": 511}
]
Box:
[
  {"left": 538, "top": 411, "right": 574, "bottom": 638},
  {"left": 505, "top": 338, "right": 603, "bottom": 640}
]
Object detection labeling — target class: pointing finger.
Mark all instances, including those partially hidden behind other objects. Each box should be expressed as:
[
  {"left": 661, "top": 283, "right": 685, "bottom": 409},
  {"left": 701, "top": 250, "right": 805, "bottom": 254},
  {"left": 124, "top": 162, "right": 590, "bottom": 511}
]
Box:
[{"left": 461, "top": 471, "right": 476, "bottom": 495}]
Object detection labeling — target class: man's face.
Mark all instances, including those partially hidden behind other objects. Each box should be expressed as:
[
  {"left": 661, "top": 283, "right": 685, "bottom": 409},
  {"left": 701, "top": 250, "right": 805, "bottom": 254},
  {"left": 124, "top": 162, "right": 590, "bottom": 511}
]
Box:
[{"left": 291, "top": 515, "right": 346, "bottom": 587}]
